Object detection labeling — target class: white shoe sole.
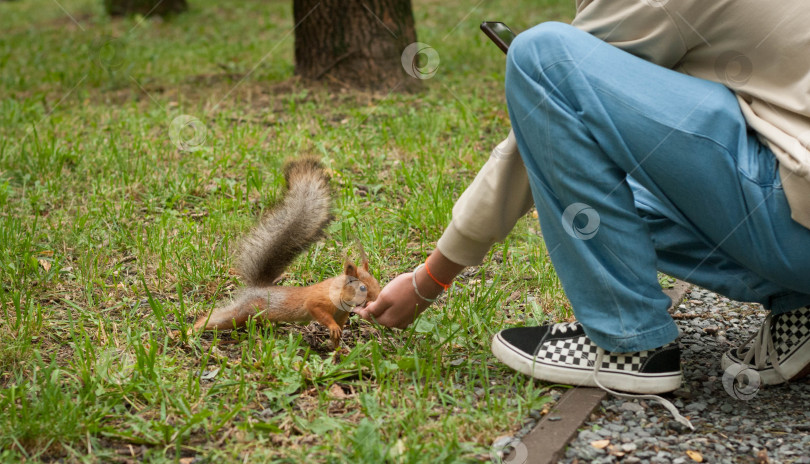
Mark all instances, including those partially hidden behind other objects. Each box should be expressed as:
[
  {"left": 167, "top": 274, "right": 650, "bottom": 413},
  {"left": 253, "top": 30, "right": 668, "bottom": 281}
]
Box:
[
  {"left": 491, "top": 333, "right": 682, "bottom": 394},
  {"left": 720, "top": 336, "right": 810, "bottom": 385}
]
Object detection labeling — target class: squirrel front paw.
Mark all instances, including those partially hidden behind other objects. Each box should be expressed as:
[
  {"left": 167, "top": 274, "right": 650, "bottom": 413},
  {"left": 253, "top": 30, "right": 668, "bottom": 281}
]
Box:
[{"left": 329, "top": 327, "right": 343, "bottom": 350}]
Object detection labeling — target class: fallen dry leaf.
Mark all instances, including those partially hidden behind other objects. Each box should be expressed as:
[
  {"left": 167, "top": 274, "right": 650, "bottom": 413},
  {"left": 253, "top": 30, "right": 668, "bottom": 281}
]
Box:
[
  {"left": 686, "top": 450, "right": 703, "bottom": 462},
  {"left": 590, "top": 439, "right": 610, "bottom": 449},
  {"left": 505, "top": 291, "right": 522, "bottom": 304},
  {"left": 38, "top": 259, "right": 51, "bottom": 272},
  {"left": 329, "top": 383, "right": 349, "bottom": 399}
]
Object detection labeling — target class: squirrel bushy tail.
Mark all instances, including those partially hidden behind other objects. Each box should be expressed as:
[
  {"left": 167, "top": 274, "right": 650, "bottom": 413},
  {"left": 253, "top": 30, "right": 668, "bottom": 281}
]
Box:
[{"left": 237, "top": 158, "right": 331, "bottom": 286}]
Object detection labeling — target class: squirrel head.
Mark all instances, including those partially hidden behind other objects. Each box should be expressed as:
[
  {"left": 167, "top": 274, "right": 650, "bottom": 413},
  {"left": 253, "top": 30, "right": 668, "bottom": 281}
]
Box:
[
  {"left": 330, "top": 259, "right": 380, "bottom": 311},
  {"left": 347, "top": 258, "right": 380, "bottom": 305}
]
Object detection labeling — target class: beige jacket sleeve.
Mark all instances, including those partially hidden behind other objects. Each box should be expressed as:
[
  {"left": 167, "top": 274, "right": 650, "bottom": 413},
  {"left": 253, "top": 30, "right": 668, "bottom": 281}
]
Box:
[{"left": 436, "top": 131, "right": 535, "bottom": 266}]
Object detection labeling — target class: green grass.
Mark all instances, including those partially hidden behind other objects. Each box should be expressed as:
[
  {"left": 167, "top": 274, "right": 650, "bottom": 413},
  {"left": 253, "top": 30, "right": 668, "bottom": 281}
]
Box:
[{"left": 0, "top": 0, "right": 577, "bottom": 461}]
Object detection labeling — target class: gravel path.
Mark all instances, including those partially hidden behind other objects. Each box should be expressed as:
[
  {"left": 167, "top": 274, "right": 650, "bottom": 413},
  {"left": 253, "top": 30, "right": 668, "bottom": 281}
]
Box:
[{"left": 560, "top": 287, "right": 810, "bottom": 464}]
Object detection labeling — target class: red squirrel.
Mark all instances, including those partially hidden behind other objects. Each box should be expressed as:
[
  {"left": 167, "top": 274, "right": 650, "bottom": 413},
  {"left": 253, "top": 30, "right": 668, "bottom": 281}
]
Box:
[{"left": 191, "top": 158, "right": 380, "bottom": 348}]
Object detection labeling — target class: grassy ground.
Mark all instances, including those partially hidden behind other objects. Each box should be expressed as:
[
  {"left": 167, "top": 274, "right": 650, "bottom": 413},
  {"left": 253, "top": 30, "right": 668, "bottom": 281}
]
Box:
[{"left": 0, "top": 0, "right": 578, "bottom": 462}]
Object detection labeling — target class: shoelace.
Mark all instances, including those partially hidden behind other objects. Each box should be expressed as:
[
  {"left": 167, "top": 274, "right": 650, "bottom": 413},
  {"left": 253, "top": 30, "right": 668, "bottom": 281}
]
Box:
[
  {"left": 592, "top": 349, "right": 694, "bottom": 431},
  {"left": 734, "top": 313, "right": 788, "bottom": 382},
  {"left": 535, "top": 322, "right": 695, "bottom": 431},
  {"left": 550, "top": 321, "right": 579, "bottom": 335}
]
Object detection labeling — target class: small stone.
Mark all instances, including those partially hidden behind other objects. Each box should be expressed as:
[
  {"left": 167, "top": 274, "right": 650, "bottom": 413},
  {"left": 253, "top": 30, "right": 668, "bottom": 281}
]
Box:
[
  {"left": 578, "top": 430, "right": 602, "bottom": 443},
  {"left": 673, "top": 388, "right": 694, "bottom": 400},
  {"left": 596, "top": 428, "right": 613, "bottom": 437},
  {"left": 620, "top": 401, "right": 644, "bottom": 413},
  {"left": 685, "top": 401, "right": 707, "bottom": 412},
  {"left": 491, "top": 436, "right": 512, "bottom": 450},
  {"left": 575, "top": 446, "right": 600, "bottom": 461},
  {"left": 621, "top": 443, "right": 638, "bottom": 452},
  {"left": 778, "top": 444, "right": 794, "bottom": 454},
  {"left": 666, "top": 420, "right": 691, "bottom": 434},
  {"left": 605, "top": 423, "right": 626, "bottom": 432}
]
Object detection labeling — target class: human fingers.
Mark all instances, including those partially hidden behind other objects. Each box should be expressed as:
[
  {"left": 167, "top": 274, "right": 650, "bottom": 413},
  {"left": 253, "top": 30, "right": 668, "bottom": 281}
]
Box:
[
  {"left": 368, "top": 273, "right": 422, "bottom": 329},
  {"left": 352, "top": 273, "right": 418, "bottom": 328},
  {"left": 353, "top": 297, "right": 387, "bottom": 320}
]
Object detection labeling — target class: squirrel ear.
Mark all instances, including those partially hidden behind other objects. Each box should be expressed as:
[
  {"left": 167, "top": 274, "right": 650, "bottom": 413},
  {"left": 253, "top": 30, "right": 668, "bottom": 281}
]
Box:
[
  {"left": 344, "top": 262, "right": 358, "bottom": 277},
  {"left": 362, "top": 259, "right": 369, "bottom": 272}
]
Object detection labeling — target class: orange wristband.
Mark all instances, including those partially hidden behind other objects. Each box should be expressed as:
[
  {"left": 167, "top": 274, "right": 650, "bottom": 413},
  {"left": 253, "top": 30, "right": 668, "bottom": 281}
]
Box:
[{"left": 424, "top": 258, "right": 451, "bottom": 291}]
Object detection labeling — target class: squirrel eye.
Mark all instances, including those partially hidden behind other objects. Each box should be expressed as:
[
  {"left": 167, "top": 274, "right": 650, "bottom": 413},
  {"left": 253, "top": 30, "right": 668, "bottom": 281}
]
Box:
[{"left": 359, "top": 285, "right": 367, "bottom": 292}]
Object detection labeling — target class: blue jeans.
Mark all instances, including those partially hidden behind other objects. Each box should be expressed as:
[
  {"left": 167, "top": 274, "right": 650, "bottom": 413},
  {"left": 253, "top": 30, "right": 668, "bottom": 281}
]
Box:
[{"left": 505, "top": 22, "right": 810, "bottom": 352}]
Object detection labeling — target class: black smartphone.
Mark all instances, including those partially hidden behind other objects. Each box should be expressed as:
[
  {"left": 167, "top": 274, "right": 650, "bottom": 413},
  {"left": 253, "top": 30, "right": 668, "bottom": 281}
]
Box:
[{"left": 481, "top": 21, "right": 517, "bottom": 54}]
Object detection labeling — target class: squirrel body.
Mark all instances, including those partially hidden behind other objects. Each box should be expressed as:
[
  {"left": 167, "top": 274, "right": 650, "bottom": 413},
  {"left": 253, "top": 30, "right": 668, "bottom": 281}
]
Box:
[{"left": 192, "top": 158, "right": 380, "bottom": 347}]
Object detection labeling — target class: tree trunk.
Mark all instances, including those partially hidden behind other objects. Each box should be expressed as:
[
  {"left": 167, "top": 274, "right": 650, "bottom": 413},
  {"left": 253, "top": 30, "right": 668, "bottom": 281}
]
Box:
[
  {"left": 104, "top": 0, "right": 187, "bottom": 17},
  {"left": 293, "top": 0, "right": 420, "bottom": 91}
]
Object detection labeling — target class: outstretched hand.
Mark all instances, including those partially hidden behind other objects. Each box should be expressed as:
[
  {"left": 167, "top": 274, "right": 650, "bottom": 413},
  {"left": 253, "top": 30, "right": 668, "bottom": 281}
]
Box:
[
  {"left": 354, "top": 249, "right": 465, "bottom": 329},
  {"left": 353, "top": 272, "right": 435, "bottom": 329}
]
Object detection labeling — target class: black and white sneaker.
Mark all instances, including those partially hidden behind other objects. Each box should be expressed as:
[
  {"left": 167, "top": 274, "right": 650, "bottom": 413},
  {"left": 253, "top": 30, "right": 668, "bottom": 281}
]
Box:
[
  {"left": 721, "top": 306, "right": 810, "bottom": 385},
  {"left": 492, "top": 322, "right": 682, "bottom": 394}
]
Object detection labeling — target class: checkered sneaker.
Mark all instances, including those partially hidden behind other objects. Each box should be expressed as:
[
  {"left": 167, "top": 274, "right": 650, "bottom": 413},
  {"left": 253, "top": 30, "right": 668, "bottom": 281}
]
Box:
[
  {"left": 772, "top": 308, "right": 810, "bottom": 358},
  {"left": 533, "top": 327, "right": 650, "bottom": 373},
  {"left": 491, "top": 322, "right": 682, "bottom": 394},
  {"left": 722, "top": 306, "right": 810, "bottom": 385}
]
